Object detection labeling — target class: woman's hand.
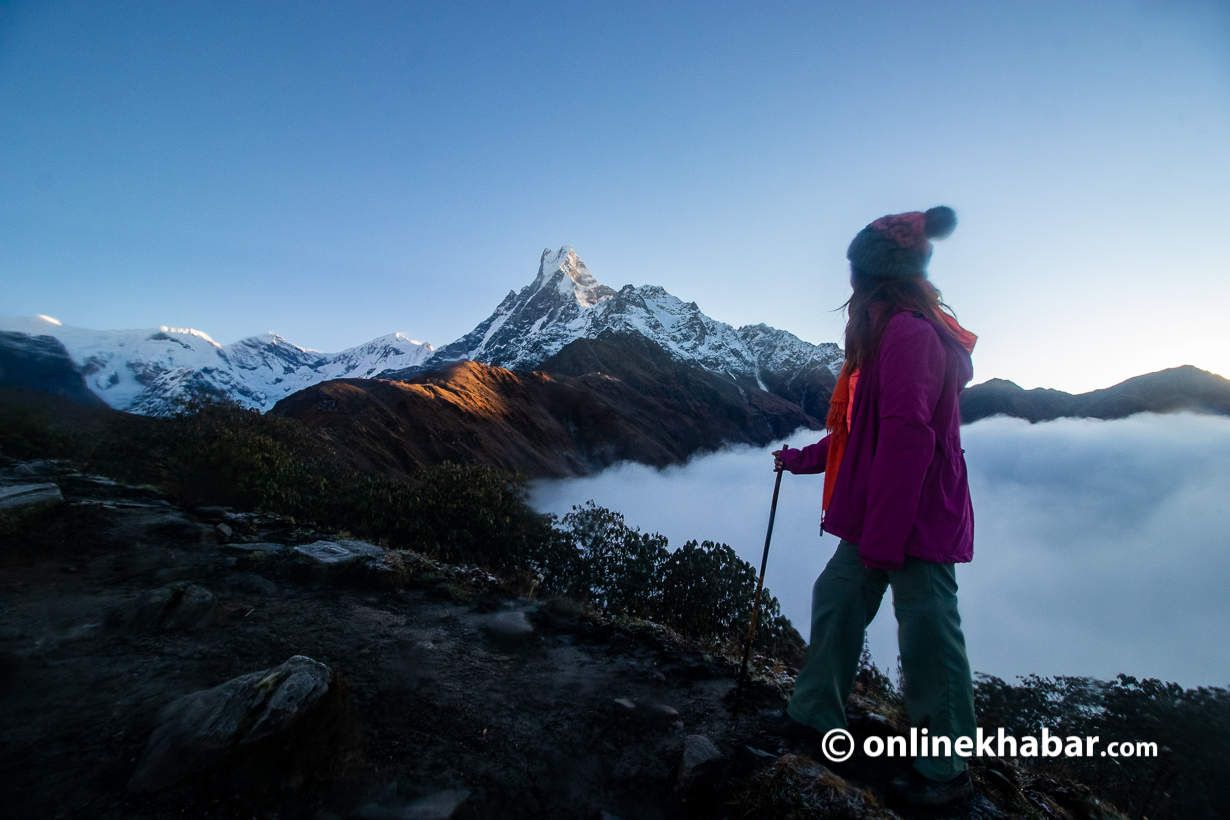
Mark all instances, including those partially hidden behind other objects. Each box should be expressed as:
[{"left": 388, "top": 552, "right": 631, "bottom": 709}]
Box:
[{"left": 772, "top": 447, "right": 789, "bottom": 472}]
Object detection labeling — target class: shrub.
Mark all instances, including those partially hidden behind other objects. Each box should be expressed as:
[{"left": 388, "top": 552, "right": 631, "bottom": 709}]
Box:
[
  {"left": 560, "top": 501, "right": 669, "bottom": 617},
  {"left": 1, "top": 390, "right": 805, "bottom": 665},
  {"left": 974, "top": 673, "right": 1230, "bottom": 819}
]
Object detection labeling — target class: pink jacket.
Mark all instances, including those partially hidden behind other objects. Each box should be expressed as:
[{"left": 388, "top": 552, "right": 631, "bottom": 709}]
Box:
[{"left": 779, "top": 309, "right": 974, "bottom": 570}]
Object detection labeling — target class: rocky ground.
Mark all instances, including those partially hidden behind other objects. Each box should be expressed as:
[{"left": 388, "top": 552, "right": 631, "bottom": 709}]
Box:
[{"left": 0, "top": 458, "right": 1125, "bottom": 820}]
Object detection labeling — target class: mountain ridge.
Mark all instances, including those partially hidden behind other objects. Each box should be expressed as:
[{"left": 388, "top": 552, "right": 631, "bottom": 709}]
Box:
[
  {"left": 0, "top": 316, "right": 434, "bottom": 415},
  {"left": 0, "top": 245, "right": 840, "bottom": 415},
  {"left": 270, "top": 331, "right": 825, "bottom": 479},
  {"left": 959, "top": 365, "right": 1230, "bottom": 423},
  {"left": 381, "top": 246, "right": 844, "bottom": 390}
]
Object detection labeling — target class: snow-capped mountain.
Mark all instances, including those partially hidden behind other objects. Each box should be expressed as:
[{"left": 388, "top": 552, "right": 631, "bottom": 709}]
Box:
[
  {"left": 387, "top": 246, "right": 843, "bottom": 387},
  {"left": 0, "top": 316, "right": 432, "bottom": 414},
  {"left": 2, "top": 245, "right": 840, "bottom": 415}
]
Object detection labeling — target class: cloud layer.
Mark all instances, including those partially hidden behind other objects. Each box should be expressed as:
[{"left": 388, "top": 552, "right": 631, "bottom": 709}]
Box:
[{"left": 531, "top": 413, "right": 1230, "bottom": 688}]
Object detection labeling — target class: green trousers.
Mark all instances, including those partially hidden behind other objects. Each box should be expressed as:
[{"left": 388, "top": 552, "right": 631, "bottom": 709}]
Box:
[{"left": 787, "top": 540, "right": 977, "bottom": 781}]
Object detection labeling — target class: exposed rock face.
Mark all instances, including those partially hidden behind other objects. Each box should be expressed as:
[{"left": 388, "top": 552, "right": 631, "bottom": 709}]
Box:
[
  {"left": 294, "top": 539, "right": 386, "bottom": 565},
  {"left": 960, "top": 366, "right": 1230, "bottom": 424},
  {"left": 128, "top": 655, "right": 334, "bottom": 792},
  {"left": 0, "top": 482, "right": 64, "bottom": 512},
  {"left": 0, "top": 331, "right": 103, "bottom": 406},
  {"left": 272, "top": 333, "right": 823, "bottom": 479},
  {"left": 117, "top": 582, "right": 218, "bottom": 632}
]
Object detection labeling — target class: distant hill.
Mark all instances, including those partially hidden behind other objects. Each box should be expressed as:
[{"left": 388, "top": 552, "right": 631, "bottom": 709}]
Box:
[
  {"left": 0, "top": 331, "right": 103, "bottom": 406},
  {"left": 960, "top": 366, "right": 1230, "bottom": 423}
]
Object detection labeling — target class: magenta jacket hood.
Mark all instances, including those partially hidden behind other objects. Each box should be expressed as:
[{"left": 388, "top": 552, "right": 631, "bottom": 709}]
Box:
[{"left": 779, "top": 308, "right": 975, "bottom": 570}]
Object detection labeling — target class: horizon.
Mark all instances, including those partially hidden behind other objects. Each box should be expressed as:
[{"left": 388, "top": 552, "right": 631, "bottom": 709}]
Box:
[{"left": 2, "top": 2, "right": 1228, "bottom": 395}]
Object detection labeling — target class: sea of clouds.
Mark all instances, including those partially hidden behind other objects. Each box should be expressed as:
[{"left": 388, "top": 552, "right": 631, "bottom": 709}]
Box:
[{"left": 531, "top": 413, "right": 1230, "bottom": 689}]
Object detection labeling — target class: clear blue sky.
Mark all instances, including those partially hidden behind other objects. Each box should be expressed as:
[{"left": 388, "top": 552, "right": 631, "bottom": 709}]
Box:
[{"left": 2, "top": 1, "right": 1227, "bottom": 393}]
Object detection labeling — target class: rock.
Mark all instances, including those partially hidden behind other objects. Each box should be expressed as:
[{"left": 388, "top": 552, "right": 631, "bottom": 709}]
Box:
[
  {"left": 354, "top": 788, "right": 471, "bottom": 820},
  {"left": 118, "top": 583, "right": 217, "bottom": 632},
  {"left": 294, "top": 539, "right": 385, "bottom": 565},
  {"left": 677, "top": 734, "right": 721, "bottom": 788},
  {"left": 226, "top": 573, "right": 279, "bottom": 595},
  {"left": 215, "top": 522, "right": 234, "bottom": 538},
  {"left": 0, "top": 483, "right": 63, "bottom": 512},
  {"left": 224, "top": 541, "right": 287, "bottom": 554},
  {"left": 14, "top": 460, "right": 70, "bottom": 477},
  {"left": 646, "top": 701, "right": 680, "bottom": 721},
  {"left": 128, "top": 655, "right": 333, "bottom": 791}
]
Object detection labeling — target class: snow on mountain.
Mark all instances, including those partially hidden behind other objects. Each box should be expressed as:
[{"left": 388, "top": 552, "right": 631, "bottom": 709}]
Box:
[
  {"left": 0, "top": 316, "right": 432, "bottom": 414},
  {"left": 397, "top": 246, "right": 843, "bottom": 385},
  {"left": 2, "top": 245, "right": 840, "bottom": 415}
]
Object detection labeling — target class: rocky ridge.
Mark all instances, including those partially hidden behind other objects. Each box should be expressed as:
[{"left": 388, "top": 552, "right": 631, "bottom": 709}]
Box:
[{"left": 0, "top": 456, "right": 1130, "bottom": 820}]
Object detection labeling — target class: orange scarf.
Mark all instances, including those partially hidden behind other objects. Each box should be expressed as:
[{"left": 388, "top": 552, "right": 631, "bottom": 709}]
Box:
[{"left": 822, "top": 311, "right": 977, "bottom": 513}]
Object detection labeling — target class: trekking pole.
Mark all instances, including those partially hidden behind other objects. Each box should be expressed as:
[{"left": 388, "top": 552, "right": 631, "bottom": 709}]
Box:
[{"left": 734, "top": 445, "right": 787, "bottom": 714}]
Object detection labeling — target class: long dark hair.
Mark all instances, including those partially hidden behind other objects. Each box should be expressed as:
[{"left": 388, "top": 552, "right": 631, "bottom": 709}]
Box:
[{"left": 839, "top": 272, "right": 956, "bottom": 373}]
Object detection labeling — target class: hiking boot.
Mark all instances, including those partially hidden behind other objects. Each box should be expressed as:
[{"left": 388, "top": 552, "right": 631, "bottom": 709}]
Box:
[
  {"left": 761, "top": 709, "right": 825, "bottom": 743},
  {"left": 889, "top": 768, "right": 974, "bottom": 807}
]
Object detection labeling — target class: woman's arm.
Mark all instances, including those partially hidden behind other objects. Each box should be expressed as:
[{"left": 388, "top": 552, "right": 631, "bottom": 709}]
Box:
[
  {"left": 776, "top": 436, "right": 831, "bottom": 474},
  {"left": 859, "top": 316, "right": 946, "bottom": 570}
]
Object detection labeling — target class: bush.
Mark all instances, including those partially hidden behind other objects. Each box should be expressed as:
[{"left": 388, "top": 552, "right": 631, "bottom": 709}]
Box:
[
  {"left": 554, "top": 504, "right": 803, "bottom": 658},
  {"left": 156, "top": 399, "right": 333, "bottom": 513},
  {"left": 974, "top": 673, "right": 1230, "bottom": 819},
  {"left": 0, "top": 391, "right": 804, "bottom": 665},
  {"left": 560, "top": 501, "right": 669, "bottom": 618},
  {"left": 658, "top": 538, "right": 797, "bottom": 655}
]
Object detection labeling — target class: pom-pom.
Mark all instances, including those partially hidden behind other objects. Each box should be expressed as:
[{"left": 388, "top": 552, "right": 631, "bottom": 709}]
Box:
[{"left": 924, "top": 206, "right": 957, "bottom": 239}]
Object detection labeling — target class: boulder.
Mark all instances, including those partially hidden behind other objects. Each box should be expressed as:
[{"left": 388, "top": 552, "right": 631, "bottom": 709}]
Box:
[
  {"left": 119, "top": 583, "right": 217, "bottom": 632},
  {"left": 294, "top": 539, "right": 385, "bottom": 565},
  {"left": 0, "top": 482, "right": 63, "bottom": 512},
  {"left": 677, "top": 734, "right": 721, "bottom": 788},
  {"left": 128, "top": 655, "right": 334, "bottom": 791}
]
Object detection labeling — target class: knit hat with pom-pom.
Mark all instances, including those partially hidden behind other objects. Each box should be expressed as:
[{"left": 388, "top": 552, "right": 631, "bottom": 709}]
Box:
[{"left": 846, "top": 206, "right": 957, "bottom": 280}]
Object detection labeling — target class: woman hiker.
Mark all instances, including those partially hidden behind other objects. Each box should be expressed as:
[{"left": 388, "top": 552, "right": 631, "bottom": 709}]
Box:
[{"left": 768, "top": 206, "right": 979, "bottom": 807}]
